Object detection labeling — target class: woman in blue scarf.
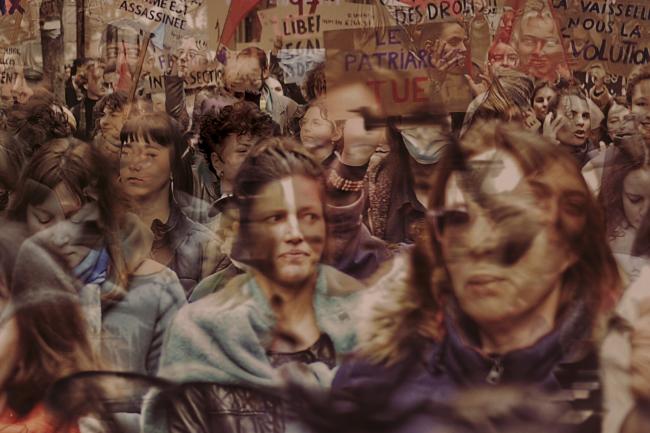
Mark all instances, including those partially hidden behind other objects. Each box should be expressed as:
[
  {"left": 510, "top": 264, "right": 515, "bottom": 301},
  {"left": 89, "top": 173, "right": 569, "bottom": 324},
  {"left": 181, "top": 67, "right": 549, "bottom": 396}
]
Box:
[{"left": 8, "top": 136, "right": 186, "bottom": 376}]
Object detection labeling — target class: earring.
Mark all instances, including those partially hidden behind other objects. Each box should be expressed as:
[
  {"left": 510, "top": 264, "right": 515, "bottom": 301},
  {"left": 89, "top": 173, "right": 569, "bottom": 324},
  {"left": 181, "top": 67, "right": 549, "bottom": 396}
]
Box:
[{"left": 170, "top": 175, "right": 176, "bottom": 202}]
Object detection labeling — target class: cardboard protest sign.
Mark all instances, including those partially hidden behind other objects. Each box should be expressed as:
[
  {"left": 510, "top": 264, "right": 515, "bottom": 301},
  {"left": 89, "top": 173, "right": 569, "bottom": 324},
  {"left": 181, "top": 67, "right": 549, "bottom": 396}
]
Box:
[
  {"left": 485, "top": 0, "right": 570, "bottom": 82},
  {"left": 143, "top": 60, "right": 220, "bottom": 94},
  {"left": 277, "top": 48, "right": 324, "bottom": 84},
  {"left": 376, "top": 0, "right": 478, "bottom": 26},
  {"left": 552, "top": 0, "right": 650, "bottom": 76},
  {"left": 0, "top": 0, "right": 39, "bottom": 47},
  {"left": 256, "top": 2, "right": 376, "bottom": 51},
  {"left": 0, "top": 1, "right": 42, "bottom": 89},
  {"left": 86, "top": 0, "right": 225, "bottom": 50},
  {"left": 324, "top": 22, "right": 475, "bottom": 117}
]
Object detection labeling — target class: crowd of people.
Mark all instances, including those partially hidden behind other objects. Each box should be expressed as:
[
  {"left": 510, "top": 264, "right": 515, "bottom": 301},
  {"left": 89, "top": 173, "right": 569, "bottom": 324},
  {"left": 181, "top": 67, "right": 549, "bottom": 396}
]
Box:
[{"left": 2, "top": 3, "right": 650, "bottom": 433}]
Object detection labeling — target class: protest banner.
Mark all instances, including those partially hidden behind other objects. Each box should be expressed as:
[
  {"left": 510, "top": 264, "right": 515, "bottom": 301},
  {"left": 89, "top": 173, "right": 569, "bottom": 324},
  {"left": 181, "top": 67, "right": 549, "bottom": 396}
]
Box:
[
  {"left": 143, "top": 61, "right": 220, "bottom": 95},
  {"left": 86, "top": 0, "right": 226, "bottom": 51},
  {"left": 481, "top": 0, "right": 570, "bottom": 82},
  {"left": 277, "top": 48, "right": 324, "bottom": 84},
  {"left": 552, "top": 0, "right": 650, "bottom": 76},
  {"left": 0, "top": 0, "right": 39, "bottom": 47},
  {"left": 255, "top": 2, "right": 376, "bottom": 51},
  {"left": 324, "top": 22, "right": 475, "bottom": 117},
  {"left": 376, "top": 0, "right": 484, "bottom": 26}
]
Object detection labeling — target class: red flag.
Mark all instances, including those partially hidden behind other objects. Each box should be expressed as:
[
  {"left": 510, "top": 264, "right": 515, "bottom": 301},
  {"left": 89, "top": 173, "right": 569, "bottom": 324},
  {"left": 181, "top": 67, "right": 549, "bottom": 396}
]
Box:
[
  {"left": 220, "top": 0, "right": 263, "bottom": 46},
  {"left": 115, "top": 41, "right": 133, "bottom": 93}
]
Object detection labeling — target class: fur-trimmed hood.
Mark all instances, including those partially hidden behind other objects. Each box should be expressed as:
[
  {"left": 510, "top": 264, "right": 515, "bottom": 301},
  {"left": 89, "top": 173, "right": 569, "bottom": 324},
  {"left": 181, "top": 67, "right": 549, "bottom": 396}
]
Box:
[{"left": 355, "top": 251, "right": 443, "bottom": 367}]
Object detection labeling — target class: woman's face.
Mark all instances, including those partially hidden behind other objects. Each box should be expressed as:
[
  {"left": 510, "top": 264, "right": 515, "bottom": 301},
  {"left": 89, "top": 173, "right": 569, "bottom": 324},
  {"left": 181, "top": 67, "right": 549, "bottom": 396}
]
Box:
[
  {"left": 555, "top": 95, "right": 591, "bottom": 146},
  {"left": 26, "top": 184, "right": 98, "bottom": 268},
  {"left": 532, "top": 86, "right": 555, "bottom": 122},
  {"left": 243, "top": 175, "right": 326, "bottom": 288},
  {"left": 26, "top": 182, "right": 82, "bottom": 234},
  {"left": 300, "top": 107, "right": 338, "bottom": 161},
  {"left": 119, "top": 138, "right": 172, "bottom": 202},
  {"left": 98, "top": 106, "right": 125, "bottom": 147},
  {"left": 606, "top": 103, "right": 630, "bottom": 137},
  {"left": 437, "top": 152, "right": 585, "bottom": 328},
  {"left": 631, "top": 78, "right": 650, "bottom": 140},
  {"left": 622, "top": 167, "right": 650, "bottom": 230}
]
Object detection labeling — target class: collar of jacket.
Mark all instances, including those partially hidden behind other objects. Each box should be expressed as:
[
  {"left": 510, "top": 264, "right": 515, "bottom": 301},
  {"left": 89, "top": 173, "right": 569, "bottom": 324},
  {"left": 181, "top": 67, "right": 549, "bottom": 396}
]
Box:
[
  {"left": 245, "top": 265, "right": 360, "bottom": 356},
  {"left": 437, "top": 300, "right": 592, "bottom": 388},
  {"left": 150, "top": 201, "right": 191, "bottom": 252}
]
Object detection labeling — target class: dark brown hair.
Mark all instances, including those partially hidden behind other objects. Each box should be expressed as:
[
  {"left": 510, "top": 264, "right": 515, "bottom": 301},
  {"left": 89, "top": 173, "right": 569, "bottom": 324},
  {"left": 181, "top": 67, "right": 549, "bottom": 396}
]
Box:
[
  {"left": 599, "top": 148, "right": 648, "bottom": 240},
  {"left": 197, "top": 101, "right": 276, "bottom": 176},
  {"left": 361, "top": 120, "right": 622, "bottom": 366},
  {"left": 6, "top": 89, "right": 71, "bottom": 159},
  {"left": 429, "top": 121, "right": 620, "bottom": 332},
  {"left": 120, "top": 112, "right": 193, "bottom": 197},
  {"left": 0, "top": 227, "right": 100, "bottom": 417},
  {"left": 626, "top": 66, "right": 650, "bottom": 105},
  {"left": 231, "top": 136, "right": 326, "bottom": 266},
  {"left": 9, "top": 137, "right": 132, "bottom": 300}
]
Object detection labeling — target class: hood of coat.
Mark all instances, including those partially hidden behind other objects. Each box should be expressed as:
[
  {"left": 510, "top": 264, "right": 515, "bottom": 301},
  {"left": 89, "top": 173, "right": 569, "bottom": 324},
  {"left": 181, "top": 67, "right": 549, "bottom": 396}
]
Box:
[{"left": 356, "top": 251, "right": 594, "bottom": 372}]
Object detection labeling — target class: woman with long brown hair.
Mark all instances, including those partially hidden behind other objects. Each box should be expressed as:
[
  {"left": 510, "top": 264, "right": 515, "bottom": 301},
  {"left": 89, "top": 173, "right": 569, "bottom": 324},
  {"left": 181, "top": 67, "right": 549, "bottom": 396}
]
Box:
[
  {"left": 8, "top": 137, "right": 186, "bottom": 375},
  {"left": 332, "top": 120, "right": 622, "bottom": 432},
  {"left": 0, "top": 222, "right": 100, "bottom": 433}
]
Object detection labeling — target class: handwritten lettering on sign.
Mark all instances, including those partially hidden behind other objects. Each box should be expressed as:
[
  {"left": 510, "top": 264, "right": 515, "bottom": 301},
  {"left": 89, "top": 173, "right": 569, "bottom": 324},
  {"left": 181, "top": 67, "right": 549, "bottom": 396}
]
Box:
[
  {"left": 377, "top": 0, "right": 474, "bottom": 26},
  {"left": 255, "top": 3, "right": 376, "bottom": 51},
  {"left": 325, "top": 25, "right": 472, "bottom": 115},
  {"left": 553, "top": 0, "right": 650, "bottom": 74}
]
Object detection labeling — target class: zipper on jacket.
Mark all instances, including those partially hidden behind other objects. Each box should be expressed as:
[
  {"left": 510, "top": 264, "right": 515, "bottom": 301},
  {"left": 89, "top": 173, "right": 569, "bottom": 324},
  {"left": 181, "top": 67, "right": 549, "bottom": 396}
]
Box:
[{"left": 486, "top": 355, "right": 504, "bottom": 385}]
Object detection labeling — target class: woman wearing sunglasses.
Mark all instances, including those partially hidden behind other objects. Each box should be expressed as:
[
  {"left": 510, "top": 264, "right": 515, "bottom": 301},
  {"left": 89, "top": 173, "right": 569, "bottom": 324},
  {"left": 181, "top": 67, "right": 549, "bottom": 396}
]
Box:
[{"left": 331, "top": 120, "right": 622, "bottom": 432}]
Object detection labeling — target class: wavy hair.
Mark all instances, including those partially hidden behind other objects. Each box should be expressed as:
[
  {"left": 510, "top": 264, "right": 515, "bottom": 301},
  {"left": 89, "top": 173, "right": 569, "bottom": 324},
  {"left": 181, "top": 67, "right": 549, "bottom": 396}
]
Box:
[{"left": 360, "top": 120, "right": 622, "bottom": 366}]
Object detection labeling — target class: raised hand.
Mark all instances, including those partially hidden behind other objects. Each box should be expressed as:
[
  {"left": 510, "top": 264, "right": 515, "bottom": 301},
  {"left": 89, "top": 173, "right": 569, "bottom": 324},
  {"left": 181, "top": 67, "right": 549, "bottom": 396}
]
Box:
[
  {"left": 543, "top": 112, "right": 567, "bottom": 144},
  {"left": 340, "top": 117, "right": 383, "bottom": 167},
  {"left": 424, "top": 39, "right": 462, "bottom": 84}
]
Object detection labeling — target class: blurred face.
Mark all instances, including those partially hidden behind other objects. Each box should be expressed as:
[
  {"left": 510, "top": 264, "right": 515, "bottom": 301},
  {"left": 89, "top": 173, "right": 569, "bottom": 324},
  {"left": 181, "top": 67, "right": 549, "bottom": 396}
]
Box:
[
  {"left": 266, "top": 77, "right": 284, "bottom": 96},
  {"left": 98, "top": 106, "right": 125, "bottom": 147},
  {"left": 212, "top": 133, "right": 258, "bottom": 184},
  {"left": 591, "top": 66, "right": 606, "bottom": 87},
  {"left": 86, "top": 62, "right": 107, "bottom": 100},
  {"left": 631, "top": 78, "right": 650, "bottom": 140},
  {"left": 436, "top": 152, "right": 584, "bottom": 328},
  {"left": 532, "top": 86, "right": 555, "bottom": 122},
  {"left": 176, "top": 38, "right": 207, "bottom": 75},
  {"left": 25, "top": 184, "right": 96, "bottom": 268},
  {"left": 11, "top": 74, "right": 33, "bottom": 104},
  {"left": 556, "top": 95, "right": 591, "bottom": 146},
  {"left": 622, "top": 167, "right": 650, "bottom": 230},
  {"left": 497, "top": 10, "right": 515, "bottom": 39},
  {"left": 224, "top": 55, "right": 263, "bottom": 93},
  {"left": 516, "top": 15, "right": 563, "bottom": 79},
  {"left": 26, "top": 182, "right": 82, "bottom": 234},
  {"left": 489, "top": 42, "right": 519, "bottom": 69},
  {"left": 300, "top": 106, "right": 338, "bottom": 161},
  {"left": 245, "top": 176, "right": 326, "bottom": 288},
  {"left": 119, "top": 138, "right": 172, "bottom": 202},
  {"left": 440, "top": 23, "right": 468, "bottom": 73},
  {"left": 607, "top": 103, "right": 630, "bottom": 137}
]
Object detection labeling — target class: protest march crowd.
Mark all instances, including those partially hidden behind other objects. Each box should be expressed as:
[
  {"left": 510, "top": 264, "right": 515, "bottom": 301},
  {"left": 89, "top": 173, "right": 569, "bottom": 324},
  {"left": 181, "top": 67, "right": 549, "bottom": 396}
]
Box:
[{"left": 3, "top": 0, "right": 650, "bottom": 432}]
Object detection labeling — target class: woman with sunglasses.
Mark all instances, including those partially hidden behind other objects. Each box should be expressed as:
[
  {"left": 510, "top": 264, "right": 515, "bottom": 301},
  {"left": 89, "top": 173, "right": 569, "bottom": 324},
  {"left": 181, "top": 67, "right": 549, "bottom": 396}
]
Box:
[{"left": 331, "top": 120, "right": 622, "bottom": 432}]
